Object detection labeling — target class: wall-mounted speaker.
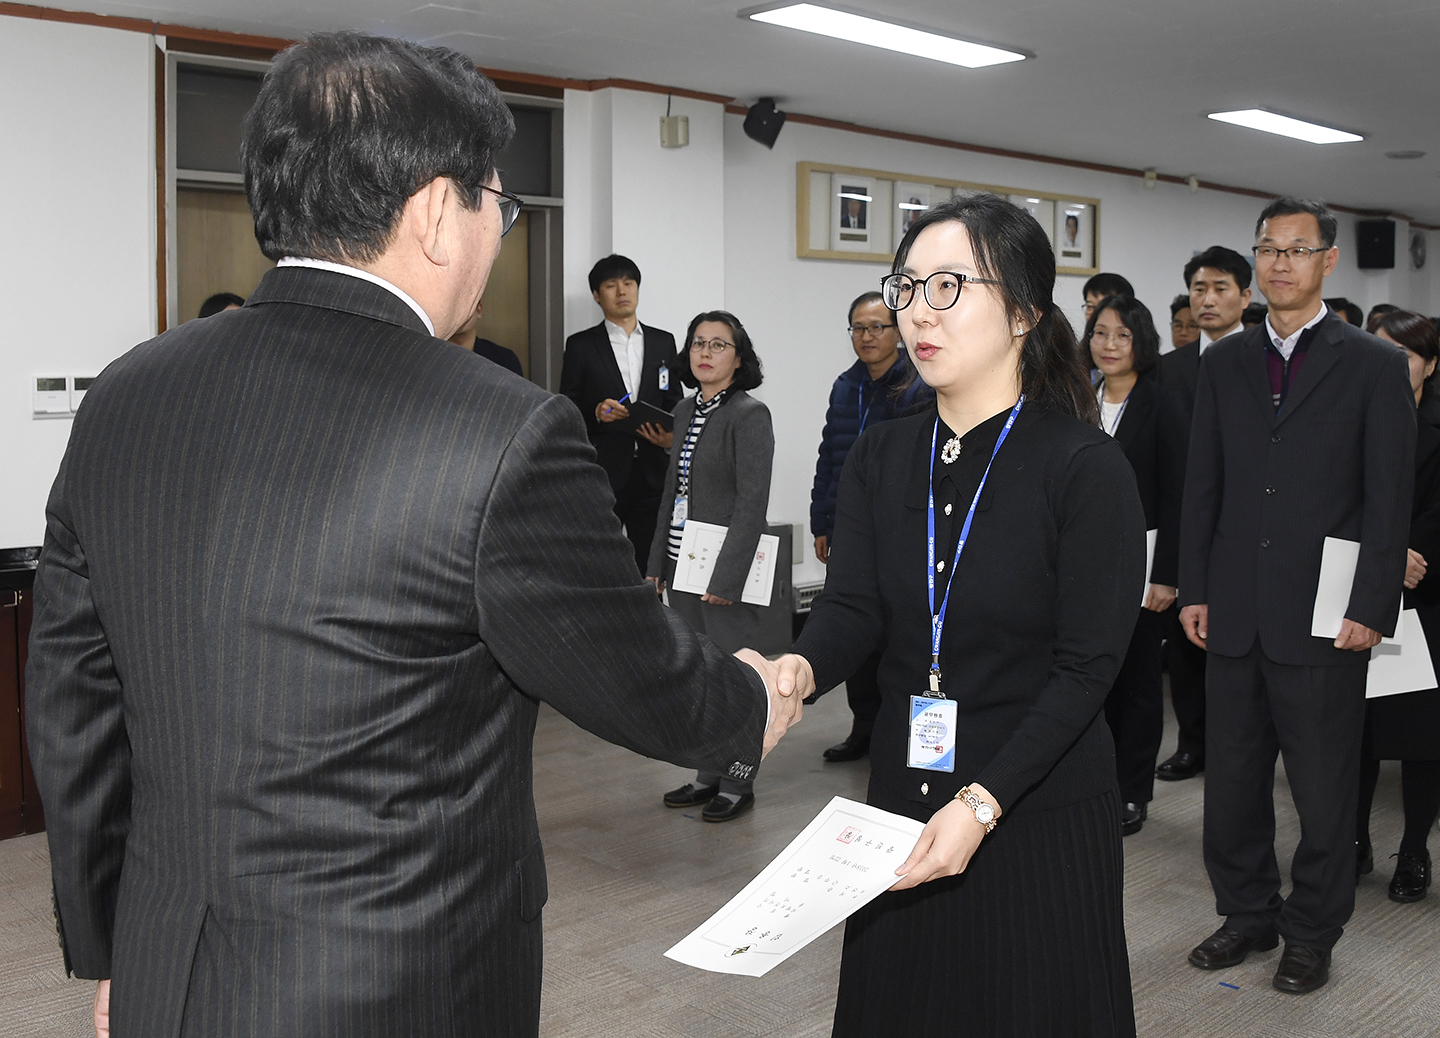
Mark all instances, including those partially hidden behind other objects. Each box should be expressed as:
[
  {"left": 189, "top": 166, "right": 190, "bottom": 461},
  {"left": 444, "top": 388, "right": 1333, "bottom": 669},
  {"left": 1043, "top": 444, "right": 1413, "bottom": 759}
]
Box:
[
  {"left": 1356, "top": 219, "right": 1396, "bottom": 270},
  {"left": 743, "top": 98, "right": 786, "bottom": 149}
]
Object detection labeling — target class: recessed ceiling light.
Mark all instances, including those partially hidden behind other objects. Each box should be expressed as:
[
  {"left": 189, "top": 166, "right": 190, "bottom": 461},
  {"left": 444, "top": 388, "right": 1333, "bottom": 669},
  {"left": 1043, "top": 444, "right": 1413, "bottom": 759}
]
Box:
[
  {"left": 743, "top": 3, "right": 1028, "bottom": 69},
  {"left": 1386, "top": 149, "right": 1427, "bottom": 160},
  {"left": 1207, "top": 109, "right": 1362, "bottom": 145}
]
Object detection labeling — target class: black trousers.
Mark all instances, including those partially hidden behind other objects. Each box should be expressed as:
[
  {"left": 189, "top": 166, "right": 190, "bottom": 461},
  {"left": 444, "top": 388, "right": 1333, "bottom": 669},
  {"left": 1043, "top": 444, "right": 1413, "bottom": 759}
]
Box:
[
  {"left": 1204, "top": 642, "right": 1367, "bottom": 950},
  {"left": 1103, "top": 609, "right": 1165, "bottom": 804},
  {"left": 613, "top": 461, "right": 661, "bottom": 578},
  {"left": 1165, "top": 607, "right": 1207, "bottom": 757},
  {"left": 844, "top": 651, "right": 882, "bottom": 741}
]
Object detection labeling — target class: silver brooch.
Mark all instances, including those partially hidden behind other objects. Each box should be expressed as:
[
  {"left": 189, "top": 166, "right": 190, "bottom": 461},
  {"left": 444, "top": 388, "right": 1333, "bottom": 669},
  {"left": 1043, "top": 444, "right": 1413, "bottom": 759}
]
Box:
[{"left": 940, "top": 436, "right": 962, "bottom": 464}]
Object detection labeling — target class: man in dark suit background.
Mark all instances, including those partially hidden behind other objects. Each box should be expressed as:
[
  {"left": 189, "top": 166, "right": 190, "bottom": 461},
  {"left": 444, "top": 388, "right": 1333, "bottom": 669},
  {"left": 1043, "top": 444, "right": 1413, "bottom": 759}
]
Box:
[
  {"left": 560, "top": 255, "right": 683, "bottom": 574},
  {"left": 1178, "top": 199, "right": 1415, "bottom": 995},
  {"left": 25, "top": 33, "right": 806, "bottom": 1038},
  {"left": 1156, "top": 245, "right": 1253, "bottom": 782}
]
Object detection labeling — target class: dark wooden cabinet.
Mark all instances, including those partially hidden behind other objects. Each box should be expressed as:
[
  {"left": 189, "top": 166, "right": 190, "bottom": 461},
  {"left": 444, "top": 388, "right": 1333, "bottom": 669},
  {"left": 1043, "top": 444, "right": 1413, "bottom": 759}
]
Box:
[{"left": 1, "top": 549, "right": 44, "bottom": 839}]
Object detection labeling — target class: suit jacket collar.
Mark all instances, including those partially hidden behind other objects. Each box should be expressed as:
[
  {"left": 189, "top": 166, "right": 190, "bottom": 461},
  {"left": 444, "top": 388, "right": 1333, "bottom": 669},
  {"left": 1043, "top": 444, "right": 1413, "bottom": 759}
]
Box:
[
  {"left": 1112, "top": 368, "right": 1159, "bottom": 447},
  {"left": 1273, "top": 315, "right": 1343, "bottom": 428},
  {"left": 246, "top": 266, "right": 433, "bottom": 337}
]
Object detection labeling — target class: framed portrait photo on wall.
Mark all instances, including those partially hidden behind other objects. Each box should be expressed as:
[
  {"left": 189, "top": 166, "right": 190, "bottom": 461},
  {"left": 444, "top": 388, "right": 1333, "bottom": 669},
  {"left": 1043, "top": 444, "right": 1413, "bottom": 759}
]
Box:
[
  {"left": 831, "top": 174, "right": 881, "bottom": 253},
  {"left": 1054, "top": 201, "right": 1097, "bottom": 274}
]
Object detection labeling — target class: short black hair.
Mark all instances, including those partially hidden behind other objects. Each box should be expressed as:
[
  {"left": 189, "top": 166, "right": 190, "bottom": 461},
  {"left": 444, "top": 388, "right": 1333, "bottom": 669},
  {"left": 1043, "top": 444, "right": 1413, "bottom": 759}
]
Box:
[
  {"left": 198, "top": 292, "right": 245, "bottom": 319},
  {"left": 677, "top": 311, "right": 763, "bottom": 392},
  {"left": 243, "top": 32, "right": 514, "bottom": 264},
  {"left": 1083, "top": 272, "right": 1134, "bottom": 300},
  {"left": 1170, "top": 294, "right": 1191, "bottom": 319},
  {"left": 588, "top": 254, "right": 642, "bottom": 293},
  {"left": 847, "top": 290, "right": 885, "bottom": 325},
  {"left": 1366, "top": 303, "right": 1401, "bottom": 333},
  {"left": 1324, "top": 297, "right": 1363, "bottom": 326},
  {"left": 1255, "top": 197, "right": 1337, "bottom": 249},
  {"left": 1242, "top": 302, "right": 1269, "bottom": 327},
  {"left": 1184, "top": 246, "right": 1252, "bottom": 291},
  {"left": 1083, "top": 295, "right": 1161, "bottom": 375}
]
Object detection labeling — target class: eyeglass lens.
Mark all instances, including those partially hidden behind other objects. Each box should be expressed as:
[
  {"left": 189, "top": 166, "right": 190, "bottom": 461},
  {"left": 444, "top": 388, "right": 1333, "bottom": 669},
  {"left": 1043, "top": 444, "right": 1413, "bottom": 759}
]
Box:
[
  {"left": 882, "top": 273, "right": 963, "bottom": 311},
  {"left": 690, "top": 339, "right": 734, "bottom": 353}
]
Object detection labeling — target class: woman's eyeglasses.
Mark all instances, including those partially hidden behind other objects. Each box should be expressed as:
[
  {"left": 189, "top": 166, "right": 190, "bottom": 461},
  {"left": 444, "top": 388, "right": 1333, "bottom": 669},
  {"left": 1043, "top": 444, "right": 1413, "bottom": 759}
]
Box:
[
  {"left": 690, "top": 338, "right": 735, "bottom": 354},
  {"left": 880, "top": 271, "right": 1001, "bottom": 312}
]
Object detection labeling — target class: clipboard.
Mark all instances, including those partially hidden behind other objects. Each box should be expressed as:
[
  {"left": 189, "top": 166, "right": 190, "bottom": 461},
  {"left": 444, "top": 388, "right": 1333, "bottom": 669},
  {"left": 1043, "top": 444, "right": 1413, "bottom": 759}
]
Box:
[{"left": 611, "top": 400, "right": 675, "bottom": 434}]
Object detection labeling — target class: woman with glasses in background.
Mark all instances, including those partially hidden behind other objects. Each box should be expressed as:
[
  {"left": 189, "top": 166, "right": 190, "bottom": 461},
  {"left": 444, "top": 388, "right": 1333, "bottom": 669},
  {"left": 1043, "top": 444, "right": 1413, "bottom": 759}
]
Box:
[
  {"left": 810, "top": 291, "right": 934, "bottom": 764},
  {"left": 778, "top": 193, "right": 1144, "bottom": 1036},
  {"left": 648, "top": 311, "right": 774, "bottom": 823},
  {"left": 1084, "top": 294, "right": 1179, "bottom": 839}
]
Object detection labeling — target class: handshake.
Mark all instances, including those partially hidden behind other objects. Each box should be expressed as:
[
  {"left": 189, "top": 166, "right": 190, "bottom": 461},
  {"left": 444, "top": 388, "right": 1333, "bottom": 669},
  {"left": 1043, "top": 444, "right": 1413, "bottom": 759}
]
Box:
[{"left": 734, "top": 649, "right": 815, "bottom": 757}]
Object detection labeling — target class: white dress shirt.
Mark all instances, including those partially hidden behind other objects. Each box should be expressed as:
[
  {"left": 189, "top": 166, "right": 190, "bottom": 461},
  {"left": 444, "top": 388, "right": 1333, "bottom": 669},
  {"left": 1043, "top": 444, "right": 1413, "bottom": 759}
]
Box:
[
  {"left": 1265, "top": 303, "right": 1329, "bottom": 361},
  {"left": 605, "top": 319, "right": 645, "bottom": 399},
  {"left": 277, "top": 257, "right": 435, "bottom": 336},
  {"left": 1200, "top": 321, "right": 1244, "bottom": 353}
]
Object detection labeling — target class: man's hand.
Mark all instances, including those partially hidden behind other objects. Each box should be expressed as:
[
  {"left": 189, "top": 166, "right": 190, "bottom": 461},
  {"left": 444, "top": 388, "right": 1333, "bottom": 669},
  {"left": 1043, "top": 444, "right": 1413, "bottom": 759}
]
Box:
[
  {"left": 94, "top": 979, "right": 110, "bottom": 1038},
  {"left": 1335, "top": 619, "right": 1382, "bottom": 652},
  {"left": 636, "top": 423, "right": 673, "bottom": 449},
  {"left": 814, "top": 535, "right": 829, "bottom": 564},
  {"left": 735, "top": 649, "right": 813, "bottom": 757},
  {"left": 701, "top": 592, "right": 734, "bottom": 606},
  {"left": 1405, "top": 548, "right": 1427, "bottom": 590},
  {"left": 1144, "top": 583, "right": 1177, "bottom": 613},
  {"left": 595, "top": 398, "right": 629, "bottom": 423},
  {"left": 890, "top": 782, "right": 1001, "bottom": 890},
  {"left": 1180, "top": 604, "right": 1208, "bottom": 649}
]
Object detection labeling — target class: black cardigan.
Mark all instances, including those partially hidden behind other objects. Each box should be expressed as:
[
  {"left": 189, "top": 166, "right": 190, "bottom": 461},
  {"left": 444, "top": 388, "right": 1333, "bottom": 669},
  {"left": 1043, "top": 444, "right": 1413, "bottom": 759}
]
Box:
[{"left": 792, "top": 404, "right": 1146, "bottom": 817}]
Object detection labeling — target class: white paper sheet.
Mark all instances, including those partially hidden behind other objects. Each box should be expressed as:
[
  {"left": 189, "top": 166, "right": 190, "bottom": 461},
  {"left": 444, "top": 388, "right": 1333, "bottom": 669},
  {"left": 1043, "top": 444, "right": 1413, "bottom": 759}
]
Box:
[
  {"left": 1141, "top": 528, "right": 1158, "bottom": 607},
  {"left": 671, "top": 520, "right": 779, "bottom": 607},
  {"left": 1311, "top": 536, "right": 1402, "bottom": 644},
  {"left": 1367, "top": 609, "right": 1437, "bottom": 698},
  {"left": 664, "top": 797, "right": 925, "bottom": 977}
]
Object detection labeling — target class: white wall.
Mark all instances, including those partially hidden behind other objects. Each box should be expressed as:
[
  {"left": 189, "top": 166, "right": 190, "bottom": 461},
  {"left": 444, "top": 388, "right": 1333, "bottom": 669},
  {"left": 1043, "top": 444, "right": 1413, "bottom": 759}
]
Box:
[{"left": 0, "top": 16, "right": 155, "bottom": 548}]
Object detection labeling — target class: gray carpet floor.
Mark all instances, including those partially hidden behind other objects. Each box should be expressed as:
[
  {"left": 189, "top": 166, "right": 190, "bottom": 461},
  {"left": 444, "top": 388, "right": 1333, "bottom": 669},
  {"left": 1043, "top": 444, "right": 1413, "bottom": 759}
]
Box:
[{"left": 3, "top": 687, "right": 1437, "bottom": 1037}]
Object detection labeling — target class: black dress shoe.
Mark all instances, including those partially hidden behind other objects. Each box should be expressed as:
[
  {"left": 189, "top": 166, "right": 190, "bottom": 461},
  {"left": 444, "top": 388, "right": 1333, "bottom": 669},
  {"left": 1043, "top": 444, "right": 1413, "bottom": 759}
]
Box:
[
  {"left": 663, "top": 782, "right": 719, "bottom": 808},
  {"left": 823, "top": 734, "right": 870, "bottom": 762},
  {"left": 1121, "top": 801, "right": 1147, "bottom": 836},
  {"left": 1357, "top": 839, "right": 1374, "bottom": 881},
  {"left": 1389, "top": 851, "right": 1432, "bottom": 903},
  {"left": 1156, "top": 751, "right": 1204, "bottom": 781},
  {"left": 1187, "top": 926, "right": 1279, "bottom": 969},
  {"left": 1272, "top": 944, "right": 1330, "bottom": 994},
  {"left": 702, "top": 793, "right": 755, "bottom": 822}
]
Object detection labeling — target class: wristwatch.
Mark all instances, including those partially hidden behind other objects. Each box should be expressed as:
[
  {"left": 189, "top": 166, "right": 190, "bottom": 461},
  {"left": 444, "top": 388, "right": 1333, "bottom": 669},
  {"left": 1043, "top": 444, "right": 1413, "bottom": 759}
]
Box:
[{"left": 956, "top": 785, "right": 998, "bottom": 834}]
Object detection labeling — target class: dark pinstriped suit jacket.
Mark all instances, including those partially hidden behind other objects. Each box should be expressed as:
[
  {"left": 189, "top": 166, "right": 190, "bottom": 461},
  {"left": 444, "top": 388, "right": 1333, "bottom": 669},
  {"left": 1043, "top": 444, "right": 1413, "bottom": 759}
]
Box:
[{"left": 24, "top": 267, "right": 768, "bottom": 1038}]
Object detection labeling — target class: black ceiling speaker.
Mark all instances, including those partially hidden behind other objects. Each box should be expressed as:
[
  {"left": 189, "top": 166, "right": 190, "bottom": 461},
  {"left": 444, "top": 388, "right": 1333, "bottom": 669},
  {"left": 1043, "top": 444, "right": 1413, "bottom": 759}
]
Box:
[
  {"left": 1356, "top": 219, "right": 1396, "bottom": 270},
  {"left": 743, "top": 98, "right": 786, "bottom": 148}
]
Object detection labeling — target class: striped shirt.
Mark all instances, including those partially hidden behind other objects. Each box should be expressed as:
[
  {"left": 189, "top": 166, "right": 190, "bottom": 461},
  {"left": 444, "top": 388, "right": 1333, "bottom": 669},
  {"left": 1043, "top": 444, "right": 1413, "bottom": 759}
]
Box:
[{"left": 668, "top": 388, "right": 731, "bottom": 560}]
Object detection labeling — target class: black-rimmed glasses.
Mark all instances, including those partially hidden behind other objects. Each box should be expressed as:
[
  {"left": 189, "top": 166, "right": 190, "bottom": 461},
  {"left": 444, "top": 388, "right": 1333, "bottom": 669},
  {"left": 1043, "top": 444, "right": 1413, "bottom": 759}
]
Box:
[
  {"left": 880, "top": 271, "right": 1001, "bottom": 312},
  {"left": 1252, "top": 245, "right": 1328, "bottom": 261},
  {"left": 476, "top": 183, "right": 523, "bottom": 236},
  {"left": 849, "top": 323, "right": 896, "bottom": 338}
]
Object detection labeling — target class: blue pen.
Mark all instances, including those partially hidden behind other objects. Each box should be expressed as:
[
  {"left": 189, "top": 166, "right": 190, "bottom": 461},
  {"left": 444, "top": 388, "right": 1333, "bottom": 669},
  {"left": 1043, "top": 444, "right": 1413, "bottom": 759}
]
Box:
[{"left": 605, "top": 392, "right": 631, "bottom": 417}]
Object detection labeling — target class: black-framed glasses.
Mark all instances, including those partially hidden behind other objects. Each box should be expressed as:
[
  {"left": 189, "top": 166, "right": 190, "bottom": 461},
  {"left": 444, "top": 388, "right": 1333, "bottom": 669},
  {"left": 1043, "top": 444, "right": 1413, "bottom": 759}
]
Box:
[
  {"left": 1252, "top": 245, "right": 1328, "bottom": 261},
  {"left": 690, "top": 338, "right": 735, "bottom": 354},
  {"left": 848, "top": 322, "right": 896, "bottom": 338},
  {"left": 476, "top": 183, "right": 523, "bottom": 237},
  {"left": 880, "top": 271, "right": 1001, "bottom": 312}
]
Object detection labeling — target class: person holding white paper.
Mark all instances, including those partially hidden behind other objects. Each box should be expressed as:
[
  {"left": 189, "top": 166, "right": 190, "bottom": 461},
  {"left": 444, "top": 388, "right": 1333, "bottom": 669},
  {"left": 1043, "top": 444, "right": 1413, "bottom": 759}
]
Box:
[
  {"left": 1358, "top": 310, "right": 1440, "bottom": 903},
  {"left": 647, "top": 311, "right": 774, "bottom": 822},
  {"left": 779, "top": 194, "right": 1146, "bottom": 1037},
  {"left": 1083, "top": 294, "right": 1179, "bottom": 837}
]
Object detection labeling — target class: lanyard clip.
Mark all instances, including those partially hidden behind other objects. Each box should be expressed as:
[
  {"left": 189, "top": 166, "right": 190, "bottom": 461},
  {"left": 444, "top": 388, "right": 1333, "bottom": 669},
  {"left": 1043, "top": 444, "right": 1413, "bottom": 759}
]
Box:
[{"left": 928, "top": 664, "right": 941, "bottom": 695}]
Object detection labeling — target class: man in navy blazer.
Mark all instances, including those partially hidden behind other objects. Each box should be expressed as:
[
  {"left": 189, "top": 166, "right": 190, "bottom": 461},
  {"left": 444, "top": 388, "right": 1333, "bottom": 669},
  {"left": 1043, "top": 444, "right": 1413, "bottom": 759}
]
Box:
[
  {"left": 1178, "top": 199, "right": 1415, "bottom": 995},
  {"left": 560, "top": 255, "right": 684, "bottom": 574}
]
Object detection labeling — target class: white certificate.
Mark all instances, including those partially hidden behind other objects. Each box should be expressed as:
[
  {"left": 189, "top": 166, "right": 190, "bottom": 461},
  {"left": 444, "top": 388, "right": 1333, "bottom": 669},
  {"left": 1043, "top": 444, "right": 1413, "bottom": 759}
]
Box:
[
  {"left": 671, "top": 520, "right": 779, "bottom": 607},
  {"left": 1141, "top": 528, "right": 1158, "bottom": 607},
  {"left": 1311, "top": 536, "right": 1402, "bottom": 644},
  {"left": 1368, "top": 609, "right": 1437, "bottom": 699},
  {"left": 664, "top": 796, "right": 925, "bottom": 977}
]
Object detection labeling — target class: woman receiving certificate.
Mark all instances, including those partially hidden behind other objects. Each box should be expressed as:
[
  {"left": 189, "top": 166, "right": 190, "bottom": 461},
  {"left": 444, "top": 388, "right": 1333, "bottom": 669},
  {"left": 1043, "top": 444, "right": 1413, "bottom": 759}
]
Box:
[{"left": 784, "top": 194, "right": 1146, "bottom": 1036}]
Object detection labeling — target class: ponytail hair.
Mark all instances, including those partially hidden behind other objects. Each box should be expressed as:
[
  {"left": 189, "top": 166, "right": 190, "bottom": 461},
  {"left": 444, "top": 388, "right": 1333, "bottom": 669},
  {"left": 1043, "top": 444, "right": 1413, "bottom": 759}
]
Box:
[{"left": 892, "top": 193, "right": 1098, "bottom": 425}]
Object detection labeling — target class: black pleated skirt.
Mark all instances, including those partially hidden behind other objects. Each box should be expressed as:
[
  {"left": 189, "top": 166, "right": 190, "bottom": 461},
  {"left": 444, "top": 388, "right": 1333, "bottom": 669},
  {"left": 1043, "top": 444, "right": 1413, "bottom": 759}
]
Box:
[{"left": 832, "top": 789, "right": 1135, "bottom": 1038}]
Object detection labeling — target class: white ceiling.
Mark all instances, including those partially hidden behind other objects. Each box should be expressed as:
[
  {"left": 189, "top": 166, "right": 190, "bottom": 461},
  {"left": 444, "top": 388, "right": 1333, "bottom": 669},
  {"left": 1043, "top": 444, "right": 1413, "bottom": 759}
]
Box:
[{"left": 54, "top": 0, "right": 1440, "bottom": 222}]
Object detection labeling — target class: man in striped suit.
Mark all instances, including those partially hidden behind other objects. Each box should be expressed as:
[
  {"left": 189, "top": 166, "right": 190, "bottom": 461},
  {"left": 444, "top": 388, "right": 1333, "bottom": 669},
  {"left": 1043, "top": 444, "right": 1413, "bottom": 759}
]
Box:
[{"left": 25, "top": 32, "right": 807, "bottom": 1038}]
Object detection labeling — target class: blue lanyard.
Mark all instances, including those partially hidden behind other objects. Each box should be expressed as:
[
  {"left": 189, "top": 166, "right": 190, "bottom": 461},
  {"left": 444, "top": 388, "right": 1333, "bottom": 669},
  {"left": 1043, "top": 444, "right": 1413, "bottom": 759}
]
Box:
[
  {"left": 926, "top": 396, "right": 1024, "bottom": 693},
  {"left": 858, "top": 380, "right": 876, "bottom": 435},
  {"left": 1097, "top": 380, "right": 1131, "bottom": 436}
]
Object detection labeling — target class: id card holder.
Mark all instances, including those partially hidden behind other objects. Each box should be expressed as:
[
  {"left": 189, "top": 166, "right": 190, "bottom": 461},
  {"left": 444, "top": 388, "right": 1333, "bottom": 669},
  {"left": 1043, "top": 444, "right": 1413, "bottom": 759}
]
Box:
[
  {"left": 908, "top": 695, "right": 957, "bottom": 772},
  {"left": 658, "top": 365, "right": 670, "bottom": 391},
  {"left": 672, "top": 495, "right": 688, "bottom": 524}
]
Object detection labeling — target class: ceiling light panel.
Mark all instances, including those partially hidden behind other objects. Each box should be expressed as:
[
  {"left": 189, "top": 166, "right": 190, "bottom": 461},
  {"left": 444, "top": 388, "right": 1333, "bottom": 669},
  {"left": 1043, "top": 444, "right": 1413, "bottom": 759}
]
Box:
[
  {"left": 745, "top": 3, "right": 1027, "bottom": 69},
  {"left": 1207, "top": 109, "right": 1363, "bottom": 145}
]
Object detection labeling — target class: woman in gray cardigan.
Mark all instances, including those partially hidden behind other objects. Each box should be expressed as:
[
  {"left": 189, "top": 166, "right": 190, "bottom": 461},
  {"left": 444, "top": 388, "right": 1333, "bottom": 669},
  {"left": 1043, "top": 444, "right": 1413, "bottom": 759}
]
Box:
[{"left": 647, "top": 311, "right": 774, "bottom": 822}]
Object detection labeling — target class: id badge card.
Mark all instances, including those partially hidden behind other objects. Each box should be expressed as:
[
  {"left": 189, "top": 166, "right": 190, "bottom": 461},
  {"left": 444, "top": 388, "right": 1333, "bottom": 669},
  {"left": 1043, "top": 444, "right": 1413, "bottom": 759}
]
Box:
[
  {"left": 908, "top": 695, "right": 957, "bottom": 772},
  {"left": 658, "top": 365, "right": 670, "bottom": 391},
  {"left": 672, "top": 495, "right": 688, "bottom": 524}
]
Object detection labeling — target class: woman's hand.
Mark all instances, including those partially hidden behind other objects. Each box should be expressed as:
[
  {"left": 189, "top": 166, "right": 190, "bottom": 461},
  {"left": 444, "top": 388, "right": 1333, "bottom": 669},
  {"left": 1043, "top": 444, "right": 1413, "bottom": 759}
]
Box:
[
  {"left": 890, "top": 784, "right": 1001, "bottom": 890},
  {"left": 635, "top": 423, "right": 673, "bottom": 449},
  {"left": 1144, "top": 583, "right": 1177, "bottom": 612},
  {"left": 1405, "top": 548, "right": 1427, "bottom": 590},
  {"left": 645, "top": 576, "right": 664, "bottom": 596},
  {"left": 701, "top": 592, "right": 734, "bottom": 606}
]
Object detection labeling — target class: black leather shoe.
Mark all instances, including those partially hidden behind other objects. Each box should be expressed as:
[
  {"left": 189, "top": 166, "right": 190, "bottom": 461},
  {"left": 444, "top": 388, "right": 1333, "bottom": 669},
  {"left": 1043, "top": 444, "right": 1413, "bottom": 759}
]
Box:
[
  {"left": 702, "top": 793, "right": 755, "bottom": 822},
  {"left": 1121, "top": 801, "right": 1147, "bottom": 836},
  {"left": 1187, "top": 926, "right": 1279, "bottom": 969},
  {"left": 823, "top": 734, "right": 870, "bottom": 762},
  {"left": 1272, "top": 944, "right": 1330, "bottom": 994},
  {"left": 663, "top": 782, "right": 719, "bottom": 808},
  {"left": 1389, "top": 851, "right": 1432, "bottom": 903},
  {"left": 1357, "top": 839, "right": 1374, "bottom": 882},
  {"left": 1156, "top": 751, "right": 1204, "bottom": 781}
]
